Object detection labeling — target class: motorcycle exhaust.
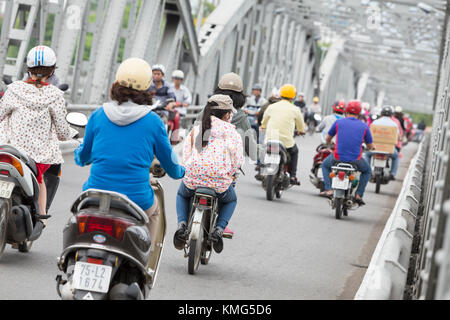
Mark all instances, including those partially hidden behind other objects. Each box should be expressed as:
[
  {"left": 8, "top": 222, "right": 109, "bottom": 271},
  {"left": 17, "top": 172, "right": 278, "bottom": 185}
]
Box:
[{"left": 346, "top": 200, "right": 354, "bottom": 207}]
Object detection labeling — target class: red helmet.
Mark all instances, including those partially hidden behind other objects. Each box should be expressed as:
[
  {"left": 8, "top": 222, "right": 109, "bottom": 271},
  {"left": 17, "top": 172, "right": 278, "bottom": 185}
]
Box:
[
  {"left": 346, "top": 100, "right": 362, "bottom": 115},
  {"left": 333, "top": 100, "right": 346, "bottom": 114}
]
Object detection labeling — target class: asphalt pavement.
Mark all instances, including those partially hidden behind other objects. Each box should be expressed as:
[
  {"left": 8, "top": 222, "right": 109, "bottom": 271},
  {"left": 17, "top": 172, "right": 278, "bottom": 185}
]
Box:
[{"left": 0, "top": 133, "right": 418, "bottom": 300}]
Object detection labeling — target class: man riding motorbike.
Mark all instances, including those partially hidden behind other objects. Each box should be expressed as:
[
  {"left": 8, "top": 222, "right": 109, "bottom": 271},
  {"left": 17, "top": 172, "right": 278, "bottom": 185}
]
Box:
[
  {"left": 306, "top": 96, "right": 322, "bottom": 128},
  {"left": 317, "top": 100, "right": 345, "bottom": 143},
  {"left": 174, "top": 94, "right": 244, "bottom": 254},
  {"left": 74, "top": 58, "right": 185, "bottom": 262},
  {"left": 244, "top": 83, "right": 267, "bottom": 142},
  {"left": 261, "top": 84, "right": 306, "bottom": 186},
  {"left": 320, "top": 100, "right": 374, "bottom": 205},
  {"left": 294, "top": 92, "right": 307, "bottom": 114},
  {"left": 363, "top": 106, "right": 400, "bottom": 181},
  {"left": 0, "top": 45, "right": 72, "bottom": 227}
]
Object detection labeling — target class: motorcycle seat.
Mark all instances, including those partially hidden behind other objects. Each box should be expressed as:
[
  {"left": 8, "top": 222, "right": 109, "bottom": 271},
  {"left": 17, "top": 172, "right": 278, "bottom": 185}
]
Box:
[
  {"left": 0, "top": 145, "right": 38, "bottom": 177},
  {"left": 195, "top": 187, "right": 217, "bottom": 198},
  {"left": 77, "top": 197, "right": 144, "bottom": 222}
]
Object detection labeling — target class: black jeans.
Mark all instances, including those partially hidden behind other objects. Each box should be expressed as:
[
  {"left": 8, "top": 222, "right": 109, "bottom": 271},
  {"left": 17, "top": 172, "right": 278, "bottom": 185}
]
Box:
[{"left": 287, "top": 144, "right": 299, "bottom": 178}]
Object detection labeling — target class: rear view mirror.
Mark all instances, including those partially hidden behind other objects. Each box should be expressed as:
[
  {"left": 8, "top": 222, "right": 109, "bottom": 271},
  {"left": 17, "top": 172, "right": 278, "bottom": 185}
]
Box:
[
  {"left": 66, "top": 112, "right": 88, "bottom": 127},
  {"left": 58, "top": 84, "right": 69, "bottom": 92}
]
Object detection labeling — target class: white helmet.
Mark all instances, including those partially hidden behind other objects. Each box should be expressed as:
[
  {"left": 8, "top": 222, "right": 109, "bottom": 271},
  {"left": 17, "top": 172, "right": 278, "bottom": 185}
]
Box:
[
  {"left": 172, "top": 70, "right": 185, "bottom": 79},
  {"left": 27, "top": 45, "right": 57, "bottom": 68},
  {"left": 152, "top": 64, "right": 166, "bottom": 75}
]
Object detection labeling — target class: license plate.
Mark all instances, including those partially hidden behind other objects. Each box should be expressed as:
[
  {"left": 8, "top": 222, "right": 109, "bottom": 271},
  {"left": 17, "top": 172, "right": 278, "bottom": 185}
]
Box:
[
  {"left": 0, "top": 181, "right": 14, "bottom": 199},
  {"left": 264, "top": 154, "right": 280, "bottom": 164},
  {"left": 73, "top": 262, "right": 112, "bottom": 293},
  {"left": 374, "top": 159, "right": 387, "bottom": 168},
  {"left": 332, "top": 177, "right": 349, "bottom": 190}
]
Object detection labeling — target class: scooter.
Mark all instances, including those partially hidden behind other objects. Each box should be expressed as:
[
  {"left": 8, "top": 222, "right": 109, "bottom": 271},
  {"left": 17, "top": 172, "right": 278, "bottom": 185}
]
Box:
[
  {"left": 329, "top": 163, "right": 360, "bottom": 220},
  {"left": 0, "top": 112, "right": 83, "bottom": 259},
  {"left": 369, "top": 151, "right": 392, "bottom": 194},
  {"left": 261, "top": 140, "right": 293, "bottom": 201},
  {"left": 152, "top": 99, "right": 183, "bottom": 145},
  {"left": 56, "top": 160, "right": 168, "bottom": 300},
  {"left": 309, "top": 144, "right": 333, "bottom": 192}
]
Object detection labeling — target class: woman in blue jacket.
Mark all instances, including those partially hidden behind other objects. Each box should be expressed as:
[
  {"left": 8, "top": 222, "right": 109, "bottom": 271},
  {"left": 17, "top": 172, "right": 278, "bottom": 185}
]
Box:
[{"left": 74, "top": 58, "right": 185, "bottom": 254}]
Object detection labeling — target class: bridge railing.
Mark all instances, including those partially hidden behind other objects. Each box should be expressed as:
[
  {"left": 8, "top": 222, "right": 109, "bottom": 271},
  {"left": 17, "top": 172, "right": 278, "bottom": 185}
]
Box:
[{"left": 355, "top": 135, "right": 429, "bottom": 300}]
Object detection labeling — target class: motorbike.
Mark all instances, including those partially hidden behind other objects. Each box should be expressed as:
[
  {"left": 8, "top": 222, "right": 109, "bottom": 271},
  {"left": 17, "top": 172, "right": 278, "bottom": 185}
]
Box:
[
  {"left": 329, "top": 163, "right": 360, "bottom": 219},
  {"left": 260, "top": 140, "right": 293, "bottom": 201},
  {"left": 306, "top": 113, "right": 322, "bottom": 135},
  {"left": 56, "top": 159, "right": 168, "bottom": 300},
  {"left": 180, "top": 186, "right": 222, "bottom": 275},
  {"left": 369, "top": 151, "right": 392, "bottom": 194},
  {"left": 0, "top": 111, "right": 83, "bottom": 259},
  {"left": 152, "top": 98, "right": 183, "bottom": 146},
  {"left": 309, "top": 144, "right": 333, "bottom": 192}
]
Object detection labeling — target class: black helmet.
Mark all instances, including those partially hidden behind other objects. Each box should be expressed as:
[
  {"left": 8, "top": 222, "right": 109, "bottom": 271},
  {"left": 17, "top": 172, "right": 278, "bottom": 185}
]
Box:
[{"left": 381, "top": 106, "right": 393, "bottom": 117}]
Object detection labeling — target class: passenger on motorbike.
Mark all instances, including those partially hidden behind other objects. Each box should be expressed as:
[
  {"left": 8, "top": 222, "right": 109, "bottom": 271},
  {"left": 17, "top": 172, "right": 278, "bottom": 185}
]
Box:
[
  {"left": 170, "top": 70, "right": 192, "bottom": 116},
  {"left": 363, "top": 106, "right": 400, "bottom": 181},
  {"left": 196, "top": 73, "right": 259, "bottom": 163},
  {"left": 174, "top": 94, "right": 244, "bottom": 254},
  {"left": 0, "top": 45, "right": 72, "bottom": 225},
  {"left": 320, "top": 100, "right": 374, "bottom": 205},
  {"left": 75, "top": 58, "right": 185, "bottom": 257},
  {"left": 261, "top": 84, "right": 305, "bottom": 186},
  {"left": 317, "top": 100, "right": 345, "bottom": 143},
  {"left": 294, "top": 92, "right": 307, "bottom": 114}
]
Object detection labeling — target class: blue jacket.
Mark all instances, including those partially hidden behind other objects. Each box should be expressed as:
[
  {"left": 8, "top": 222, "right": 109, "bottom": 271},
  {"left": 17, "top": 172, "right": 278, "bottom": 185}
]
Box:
[{"left": 74, "top": 105, "right": 185, "bottom": 210}]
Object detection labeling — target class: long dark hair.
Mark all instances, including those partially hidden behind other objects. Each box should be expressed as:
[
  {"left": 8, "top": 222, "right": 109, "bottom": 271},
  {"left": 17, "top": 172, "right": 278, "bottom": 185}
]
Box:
[
  {"left": 213, "top": 87, "right": 246, "bottom": 109},
  {"left": 195, "top": 101, "right": 231, "bottom": 153}
]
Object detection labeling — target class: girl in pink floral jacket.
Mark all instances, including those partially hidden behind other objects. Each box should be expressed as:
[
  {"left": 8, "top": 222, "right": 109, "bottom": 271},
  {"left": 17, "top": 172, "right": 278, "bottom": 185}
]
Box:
[{"left": 174, "top": 94, "right": 244, "bottom": 254}]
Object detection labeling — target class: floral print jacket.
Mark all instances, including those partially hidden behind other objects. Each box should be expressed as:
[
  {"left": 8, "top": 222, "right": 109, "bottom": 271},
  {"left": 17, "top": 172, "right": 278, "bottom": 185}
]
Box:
[
  {"left": 183, "top": 116, "right": 244, "bottom": 193},
  {"left": 0, "top": 81, "right": 72, "bottom": 164}
]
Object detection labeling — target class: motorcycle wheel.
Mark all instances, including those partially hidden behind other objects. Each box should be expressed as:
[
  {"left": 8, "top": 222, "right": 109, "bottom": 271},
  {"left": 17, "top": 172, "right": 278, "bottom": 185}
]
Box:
[
  {"left": 266, "top": 175, "right": 276, "bottom": 201},
  {"left": 0, "top": 199, "right": 9, "bottom": 257},
  {"left": 375, "top": 175, "right": 381, "bottom": 194},
  {"left": 334, "top": 198, "right": 343, "bottom": 220},
  {"left": 18, "top": 241, "right": 33, "bottom": 253},
  {"left": 188, "top": 231, "right": 203, "bottom": 275}
]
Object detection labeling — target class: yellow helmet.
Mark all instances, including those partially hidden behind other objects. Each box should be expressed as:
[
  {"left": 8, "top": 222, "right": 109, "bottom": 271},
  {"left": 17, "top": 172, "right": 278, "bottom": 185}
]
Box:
[
  {"left": 313, "top": 96, "right": 319, "bottom": 103},
  {"left": 115, "top": 58, "right": 152, "bottom": 91},
  {"left": 280, "top": 84, "right": 297, "bottom": 100}
]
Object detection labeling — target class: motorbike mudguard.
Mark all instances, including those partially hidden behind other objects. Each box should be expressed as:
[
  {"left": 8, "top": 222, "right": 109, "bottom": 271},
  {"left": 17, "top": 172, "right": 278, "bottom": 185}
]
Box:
[
  {"left": 190, "top": 209, "right": 204, "bottom": 241},
  {"left": 7, "top": 205, "right": 33, "bottom": 243},
  {"left": 44, "top": 164, "right": 61, "bottom": 211}
]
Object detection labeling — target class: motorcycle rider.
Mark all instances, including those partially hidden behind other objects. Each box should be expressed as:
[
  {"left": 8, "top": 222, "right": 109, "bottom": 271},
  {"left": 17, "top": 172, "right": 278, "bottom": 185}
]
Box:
[
  {"left": 363, "top": 106, "right": 400, "bottom": 181},
  {"left": 261, "top": 84, "right": 305, "bottom": 186},
  {"left": 0, "top": 45, "right": 72, "bottom": 228},
  {"left": 316, "top": 100, "right": 345, "bottom": 143},
  {"left": 294, "top": 92, "right": 307, "bottom": 114},
  {"left": 75, "top": 58, "right": 185, "bottom": 260},
  {"left": 149, "top": 64, "right": 177, "bottom": 106},
  {"left": 320, "top": 100, "right": 374, "bottom": 205},
  {"left": 394, "top": 106, "right": 406, "bottom": 131},
  {"left": 174, "top": 94, "right": 244, "bottom": 254},
  {"left": 244, "top": 83, "right": 267, "bottom": 141},
  {"left": 307, "top": 96, "right": 322, "bottom": 127}
]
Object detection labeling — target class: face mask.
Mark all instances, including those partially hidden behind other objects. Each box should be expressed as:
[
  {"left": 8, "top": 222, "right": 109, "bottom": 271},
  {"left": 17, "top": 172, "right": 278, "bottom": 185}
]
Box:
[{"left": 228, "top": 114, "right": 233, "bottom": 123}]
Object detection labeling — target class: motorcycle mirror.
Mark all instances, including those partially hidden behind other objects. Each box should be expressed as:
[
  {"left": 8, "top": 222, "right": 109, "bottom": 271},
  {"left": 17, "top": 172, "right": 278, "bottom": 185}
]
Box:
[
  {"left": 66, "top": 112, "right": 88, "bottom": 127},
  {"left": 58, "top": 83, "right": 69, "bottom": 92}
]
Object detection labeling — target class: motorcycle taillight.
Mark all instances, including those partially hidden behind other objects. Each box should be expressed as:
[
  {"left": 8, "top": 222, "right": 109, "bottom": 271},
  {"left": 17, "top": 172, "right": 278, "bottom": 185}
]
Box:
[
  {"left": 77, "top": 215, "right": 132, "bottom": 241},
  {"left": 338, "top": 171, "right": 346, "bottom": 180},
  {"left": 199, "top": 198, "right": 208, "bottom": 206},
  {"left": 374, "top": 154, "right": 388, "bottom": 160},
  {"left": 0, "top": 154, "right": 24, "bottom": 176}
]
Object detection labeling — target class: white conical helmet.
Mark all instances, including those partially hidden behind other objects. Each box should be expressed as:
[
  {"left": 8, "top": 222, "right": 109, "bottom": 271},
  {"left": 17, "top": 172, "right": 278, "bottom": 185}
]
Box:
[
  {"left": 172, "top": 70, "right": 185, "bottom": 79},
  {"left": 116, "top": 58, "right": 152, "bottom": 91},
  {"left": 27, "top": 45, "right": 57, "bottom": 68}
]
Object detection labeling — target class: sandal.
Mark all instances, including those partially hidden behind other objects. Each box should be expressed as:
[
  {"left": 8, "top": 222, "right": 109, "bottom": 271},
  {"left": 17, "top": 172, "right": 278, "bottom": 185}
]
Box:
[{"left": 320, "top": 190, "right": 333, "bottom": 198}]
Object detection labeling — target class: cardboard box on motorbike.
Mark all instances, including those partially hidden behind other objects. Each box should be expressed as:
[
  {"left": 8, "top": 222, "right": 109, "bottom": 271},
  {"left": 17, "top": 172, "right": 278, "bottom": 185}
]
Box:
[{"left": 370, "top": 125, "right": 398, "bottom": 154}]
